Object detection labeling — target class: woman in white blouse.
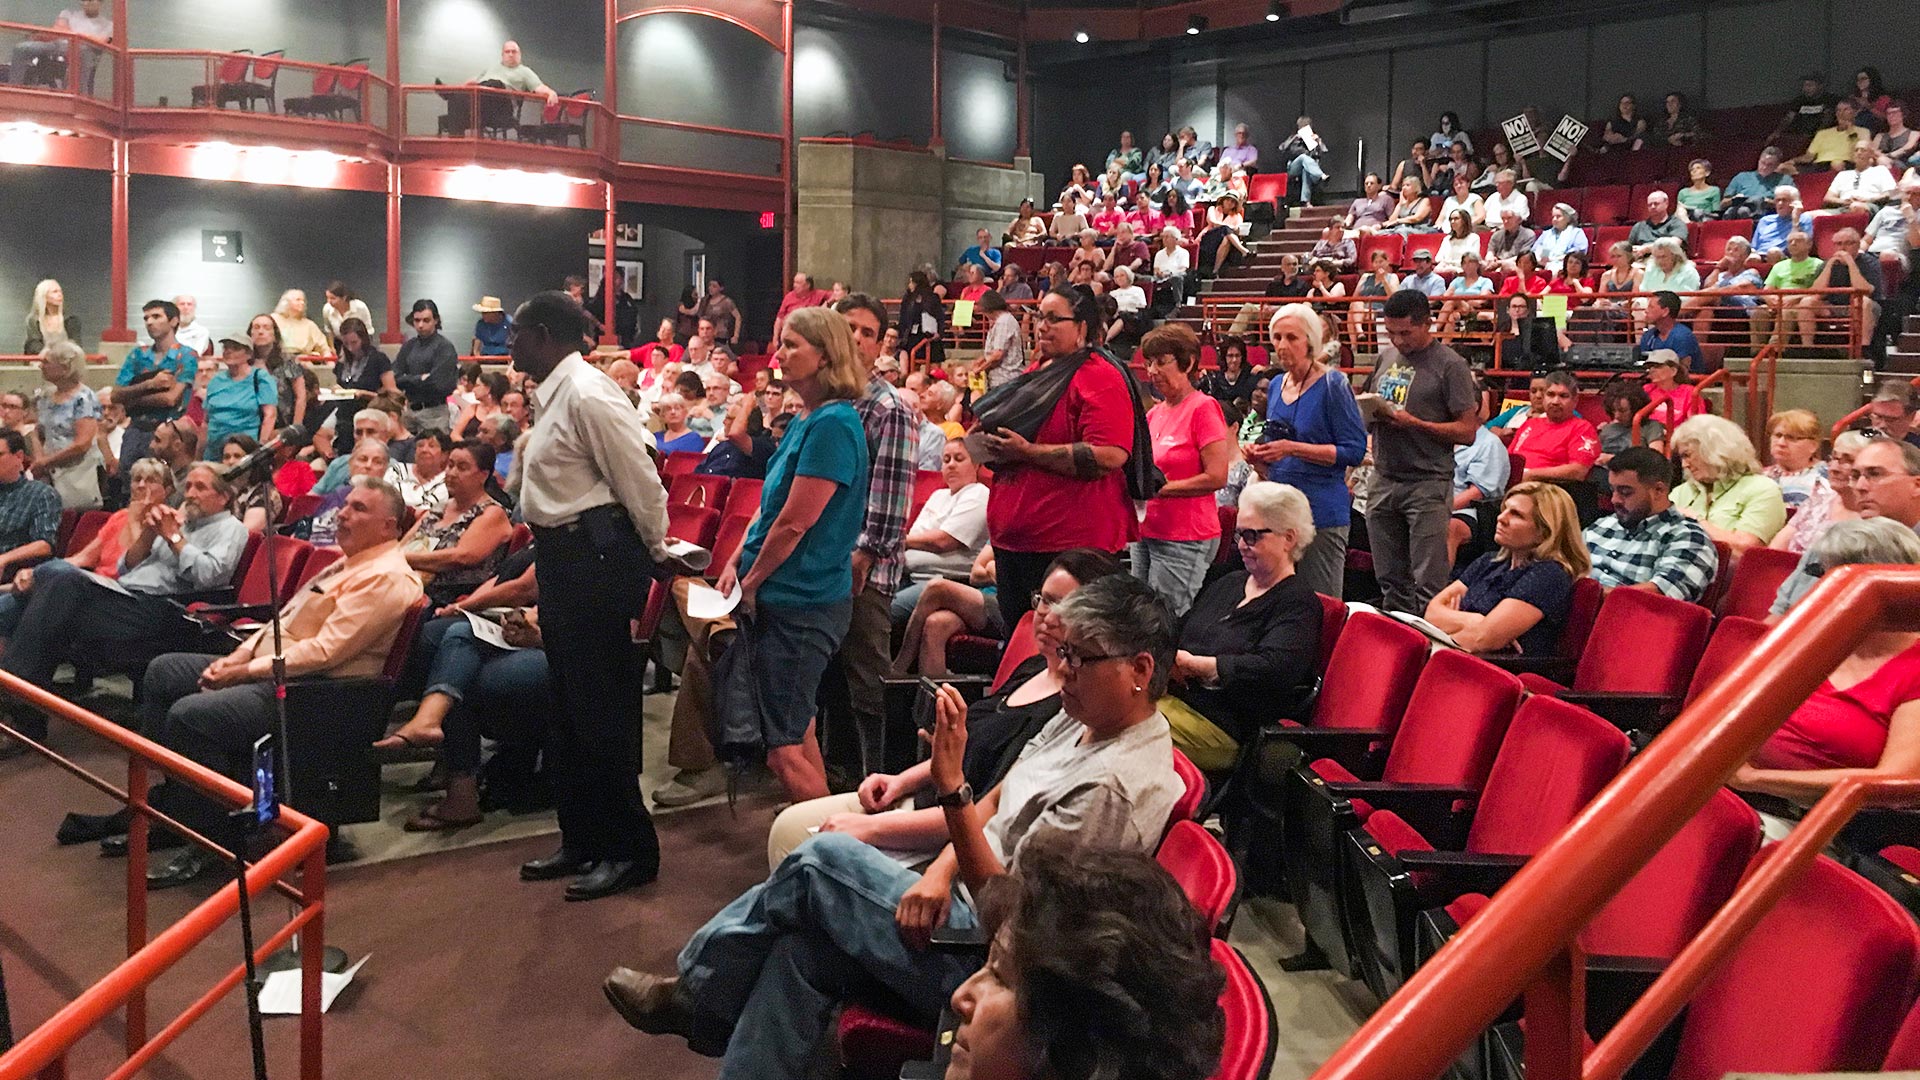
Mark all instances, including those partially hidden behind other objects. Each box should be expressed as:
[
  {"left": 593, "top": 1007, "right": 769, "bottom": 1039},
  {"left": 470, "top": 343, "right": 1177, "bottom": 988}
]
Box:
[
  {"left": 1439, "top": 172, "right": 1485, "bottom": 228},
  {"left": 1436, "top": 209, "right": 1483, "bottom": 273},
  {"left": 1151, "top": 225, "right": 1191, "bottom": 311}
]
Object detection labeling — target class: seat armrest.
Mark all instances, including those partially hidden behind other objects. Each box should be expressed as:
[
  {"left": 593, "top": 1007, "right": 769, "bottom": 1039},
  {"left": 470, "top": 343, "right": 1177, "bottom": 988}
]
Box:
[
  {"left": 1485, "top": 655, "right": 1576, "bottom": 682},
  {"left": 1556, "top": 691, "right": 1679, "bottom": 733},
  {"left": 167, "top": 588, "right": 238, "bottom": 611},
  {"left": 1394, "top": 849, "right": 1529, "bottom": 894},
  {"left": 1327, "top": 782, "right": 1478, "bottom": 842},
  {"left": 1259, "top": 726, "right": 1393, "bottom": 777}
]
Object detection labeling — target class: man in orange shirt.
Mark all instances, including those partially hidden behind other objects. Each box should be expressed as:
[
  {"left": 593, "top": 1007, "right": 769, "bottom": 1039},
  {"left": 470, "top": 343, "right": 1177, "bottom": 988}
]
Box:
[{"left": 137, "top": 475, "right": 423, "bottom": 888}]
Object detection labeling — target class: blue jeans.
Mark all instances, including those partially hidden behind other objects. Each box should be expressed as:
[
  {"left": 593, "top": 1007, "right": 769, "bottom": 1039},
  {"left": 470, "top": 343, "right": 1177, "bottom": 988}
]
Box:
[
  {"left": 678, "top": 831, "right": 979, "bottom": 1079},
  {"left": 1288, "top": 152, "right": 1327, "bottom": 203},
  {"left": 0, "top": 557, "right": 83, "bottom": 637},
  {"left": 1131, "top": 536, "right": 1219, "bottom": 618},
  {"left": 442, "top": 636, "right": 553, "bottom": 774}
]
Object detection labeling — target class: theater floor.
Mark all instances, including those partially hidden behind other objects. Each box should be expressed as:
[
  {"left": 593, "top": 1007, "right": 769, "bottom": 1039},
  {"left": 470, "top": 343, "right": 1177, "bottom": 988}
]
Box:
[{"left": 1, "top": 683, "right": 1366, "bottom": 1078}]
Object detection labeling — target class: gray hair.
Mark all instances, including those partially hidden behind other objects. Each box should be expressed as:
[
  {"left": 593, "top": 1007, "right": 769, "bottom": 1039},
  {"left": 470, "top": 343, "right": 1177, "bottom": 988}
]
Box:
[
  {"left": 927, "top": 381, "right": 958, "bottom": 408},
  {"left": 39, "top": 339, "right": 85, "bottom": 380},
  {"left": 351, "top": 436, "right": 391, "bottom": 466},
  {"left": 184, "top": 462, "right": 233, "bottom": 501},
  {"left": 1649, "top": 236, "right": 1688, "bottom": 263},
  {"left": 1052, "top": 573, "right": 1178, "bottom": 699},
  {"left": 1671, "top": 414, "right": 1761, "bottom": 482},
  {"left": 1773, "top": 185, "right": 1800, "bottom": 204},
  {"left": 483, "top": 413, "right": 522, "bottom": 442},
  {"left": 1832, "top": 430, "right": 1871, "bottom": 457},
  {"left": 1809, "top": 518, "right": 1920, "bottom": 573},
  {"left": 1552, "top": 203, "right": 1578, "bottom": 224},
  {"left": 348, "top": 474, "right": 406, "bottom": 525},
  {"left": 1239, "top": 481, "right": 1316, "bottom": 559},
  {"left": 1497, "top": 168, "right": 1517, "bottom": 183},
  {"left": 353, "top": 407, "right": 387, "bottom": 430},
  {"left": 128, "top": 456, "right": 175, "bottom": 491}
]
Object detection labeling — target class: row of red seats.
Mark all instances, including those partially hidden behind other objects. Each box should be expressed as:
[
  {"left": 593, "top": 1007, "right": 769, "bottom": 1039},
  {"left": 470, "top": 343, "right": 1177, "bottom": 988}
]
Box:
[{"left": 1547, "top": 168, "right": 1840, "bottom": 228}]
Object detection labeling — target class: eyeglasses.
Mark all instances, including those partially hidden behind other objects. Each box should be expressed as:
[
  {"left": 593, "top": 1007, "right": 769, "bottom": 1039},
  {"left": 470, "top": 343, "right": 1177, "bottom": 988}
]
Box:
[
  {"left": 1234, "top": 527, "right": 1275, "bottom": 546},
  {"left": 1034, "top": 312, "right": 1076, "bottom": 326},
  {"left": 1030, "top": 590, "right": 1068, "bottom": 612},
  {"left": 1055, "top": 643, "right": 1132, "bottom": 671}
]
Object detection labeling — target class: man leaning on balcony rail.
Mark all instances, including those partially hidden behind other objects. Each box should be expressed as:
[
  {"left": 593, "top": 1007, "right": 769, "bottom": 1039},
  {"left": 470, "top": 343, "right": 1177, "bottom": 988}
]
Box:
[{"left": 5, "top": 0, "right": 111, "bottom": 89}]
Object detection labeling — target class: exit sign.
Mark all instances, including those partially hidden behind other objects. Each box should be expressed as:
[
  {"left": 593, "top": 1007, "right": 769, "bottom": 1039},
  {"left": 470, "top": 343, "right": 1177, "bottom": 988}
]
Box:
[{"left": 759, "top": 211, "right": 776, "bottom": 229}]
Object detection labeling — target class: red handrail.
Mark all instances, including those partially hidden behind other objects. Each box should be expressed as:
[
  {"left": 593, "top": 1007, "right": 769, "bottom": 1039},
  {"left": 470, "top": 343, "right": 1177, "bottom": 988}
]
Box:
[
  {"left": 1310, "top": 564, "right": 1920, "bottom": 1080},
  {"left": 0, "top": 670, "right": 327, "bottom": 1080},
  {"left": 1830, "top": 372, "right": 1920, "bottom": 439},
  {"left": 616, "top": 113, "right": 783, "bottom": 143},
  {"left": 127, "top": 49, "right": 394, "bottom": 93}
]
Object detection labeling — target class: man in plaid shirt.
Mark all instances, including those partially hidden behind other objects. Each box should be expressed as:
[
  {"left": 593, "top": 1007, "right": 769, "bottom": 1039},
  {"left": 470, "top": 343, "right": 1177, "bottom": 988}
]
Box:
[
  {"left": 829, "top": 293, "right": 917, "bottom": 775},
  {"left": 1584, "top": 447, "right": 1717, "bottom": 602}
]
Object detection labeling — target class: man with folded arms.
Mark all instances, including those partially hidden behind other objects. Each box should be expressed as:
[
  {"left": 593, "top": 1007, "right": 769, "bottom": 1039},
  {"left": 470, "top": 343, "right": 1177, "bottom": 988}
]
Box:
[{"left": 0, "top": 462, "right": 247, "bottom": 759}]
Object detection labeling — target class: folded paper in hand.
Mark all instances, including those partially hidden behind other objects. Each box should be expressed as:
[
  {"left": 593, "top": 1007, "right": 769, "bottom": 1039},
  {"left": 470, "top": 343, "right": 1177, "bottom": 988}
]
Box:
[
  {"left": 665, "top": 539, "right": 712, "bottom": 572},
  {"left": 686, "top": 583, "right": 741, "bottom": 621}
]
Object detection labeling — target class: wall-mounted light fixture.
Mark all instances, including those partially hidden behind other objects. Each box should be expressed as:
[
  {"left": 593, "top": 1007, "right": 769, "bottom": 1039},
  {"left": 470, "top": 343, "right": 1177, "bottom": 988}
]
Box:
[
  {"left": 1074, "top": 29, "right": 1089, "bottom": 43},
  {"left": 1267, "top": 0, "right": 1284, "bottom": 21},
  {"left": 1186, "top": 15, "right": 1207, "bottom": 34}
]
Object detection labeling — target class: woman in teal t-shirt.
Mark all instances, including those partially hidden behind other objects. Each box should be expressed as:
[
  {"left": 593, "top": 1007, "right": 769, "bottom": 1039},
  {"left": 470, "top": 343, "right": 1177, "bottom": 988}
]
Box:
[
  {"left": 200, "top": 338, "right": 278, "bottom": 459},
  {"left": 717, "top": 306, "right": 870, "bottom": 802}
]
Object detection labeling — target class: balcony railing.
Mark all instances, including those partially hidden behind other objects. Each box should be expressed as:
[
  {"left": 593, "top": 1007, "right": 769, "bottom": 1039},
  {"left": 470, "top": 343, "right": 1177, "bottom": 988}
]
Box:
[
  {"left": 401, "top": 84, "right": 609, "bottom": 157},
  {"left": 127, "top": 50, "right": 391, "bottom": 134}
]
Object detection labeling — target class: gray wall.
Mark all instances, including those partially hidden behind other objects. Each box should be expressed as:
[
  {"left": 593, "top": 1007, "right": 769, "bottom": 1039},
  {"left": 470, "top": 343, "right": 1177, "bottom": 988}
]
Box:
[
  {"left": 794, "top": 16, "right": 1018, "bottom": 163},
  {"left": 0, "top": 165, "right": 110, "bottom": 352},
  {"left": 617, "top": 11, "right": 783, "bottom": 176},
  {"left": 399, "top": 197, "right": 600, "bottom": 344},
  {"left": 400, "top": 0, "right": 605, "bottom": 135},
  {"left": 128, "top": 175, "right": 385, "bottom": 340},
  {"left": 616, "top": 204, "right": 773, "bottom": 345},
  {"left": 1031, "top": 0, "right": 1920, "bottom": 191}
]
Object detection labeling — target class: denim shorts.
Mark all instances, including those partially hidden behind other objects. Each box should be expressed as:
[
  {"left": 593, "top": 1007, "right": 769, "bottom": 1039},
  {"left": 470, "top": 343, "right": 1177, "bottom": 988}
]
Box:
[{"left": 737, "top": 598, "right": 853, "bottom": 749}]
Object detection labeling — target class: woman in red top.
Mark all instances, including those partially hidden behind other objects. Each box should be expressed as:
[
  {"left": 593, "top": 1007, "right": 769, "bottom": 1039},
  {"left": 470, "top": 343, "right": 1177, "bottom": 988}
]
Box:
[
  {"left": 1735, "top": 519, "right": 1920, "bottom": 808},
  {"left": 978, "top": 288, "right": 1138, "bottom": 632},
  {"left": 1134, "top": 323, "right": 1232, "bottom": 617},
  {"left": 1496, "top": 250, "right": 1552, "bottom": 297}
]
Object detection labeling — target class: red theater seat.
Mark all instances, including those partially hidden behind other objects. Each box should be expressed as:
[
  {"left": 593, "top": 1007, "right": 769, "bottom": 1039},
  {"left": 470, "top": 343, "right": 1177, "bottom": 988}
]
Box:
[
  {"left": 1514, "top": 586, "right": 1713, "bottom": 733},
  {"left": 1694, "top": 217, "right": 1755, "bottom": 262},
  {"left": 1581, "top": 185, "right": 1635, "bottom": 226},
  {"left": 1716, "top": 545, "right": 1800, "bottom": 620}
]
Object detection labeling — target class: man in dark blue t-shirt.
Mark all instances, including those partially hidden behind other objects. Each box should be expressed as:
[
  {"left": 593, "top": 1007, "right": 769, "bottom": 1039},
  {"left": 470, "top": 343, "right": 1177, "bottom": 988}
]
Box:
[{"left": 1637, "top": 291, "right": 1705, "bottom": 373}]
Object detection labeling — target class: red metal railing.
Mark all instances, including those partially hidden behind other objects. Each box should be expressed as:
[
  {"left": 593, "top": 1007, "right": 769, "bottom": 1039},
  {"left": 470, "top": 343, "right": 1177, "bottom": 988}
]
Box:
[
  {"left": 400, "top": 83, "right": 610, "bottom": 157},
  {"left": 0, "top": 671, "right": 328, "bottom": 1080},
  {"left": 1310, "top": 564, "right": 1920, "bottom": 1080},
  {"left": 1831, "top": 372, "right": 1920, "bottom": 439},
  {"left": 0, "top": 21, "right": 114, "bottom": 101},
  {"left": 127, "top": 50, "right": 392, "bottom": 129}
]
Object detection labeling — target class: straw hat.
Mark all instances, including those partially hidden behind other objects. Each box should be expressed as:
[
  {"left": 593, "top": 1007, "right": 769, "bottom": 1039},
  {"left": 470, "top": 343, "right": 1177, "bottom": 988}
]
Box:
[{"left": 472, "top": 296, "right": 506, "bottom": 314}]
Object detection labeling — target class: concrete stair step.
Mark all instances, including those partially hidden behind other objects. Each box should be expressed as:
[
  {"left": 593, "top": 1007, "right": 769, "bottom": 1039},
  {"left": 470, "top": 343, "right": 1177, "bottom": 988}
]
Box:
[
  {"left": 1884, "top": 351, "right": 1920, "bottom": 375},
  {"left": 1901, "top": 332, "right": 1920, "bottom": 352}
]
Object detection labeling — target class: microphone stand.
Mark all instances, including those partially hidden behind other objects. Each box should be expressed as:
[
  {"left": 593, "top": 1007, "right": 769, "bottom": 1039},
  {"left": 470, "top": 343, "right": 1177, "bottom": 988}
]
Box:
[{"left": 251, "top": 498, "right": 350, "bottom": 978}]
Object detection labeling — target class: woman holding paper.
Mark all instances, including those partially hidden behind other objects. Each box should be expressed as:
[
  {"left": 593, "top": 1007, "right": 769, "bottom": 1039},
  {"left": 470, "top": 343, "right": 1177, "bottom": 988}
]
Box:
[{"left": 1424, "top": 482, "right": 1589, "bottom": 655}]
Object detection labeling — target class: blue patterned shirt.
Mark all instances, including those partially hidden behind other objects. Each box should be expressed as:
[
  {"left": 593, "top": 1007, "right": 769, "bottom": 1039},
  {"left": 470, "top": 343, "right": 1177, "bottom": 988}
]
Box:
[
  {"left": 114, "top": 343, "right": 199, "bottom": 422},
  {"left": 1583, "top": 506, "right": 1717, "bottom": 602},
  {"left": 853, "top": 375, "right": 917, "bottom": 596},
  {"left": 0, "top": 475, "right": 61, "bottom": 555}
]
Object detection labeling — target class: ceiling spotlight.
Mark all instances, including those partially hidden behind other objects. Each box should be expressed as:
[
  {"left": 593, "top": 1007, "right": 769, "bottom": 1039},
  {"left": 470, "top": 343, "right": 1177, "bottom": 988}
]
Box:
[
  {"left": 1074, "top": 29, "right": 1089, "bottom": 43},
  {"left": 1186, "top": 14, "right": 1207, "bottom": 34},
  {"left": 1267, "top": 0, "right": 1283, "bottom": 20}
]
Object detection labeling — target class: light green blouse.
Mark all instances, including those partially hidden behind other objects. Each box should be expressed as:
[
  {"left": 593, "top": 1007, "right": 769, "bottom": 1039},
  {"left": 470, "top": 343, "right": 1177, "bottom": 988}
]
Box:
[{"left": 1672, "top": 472, "right": 1787, "bottom": 544}]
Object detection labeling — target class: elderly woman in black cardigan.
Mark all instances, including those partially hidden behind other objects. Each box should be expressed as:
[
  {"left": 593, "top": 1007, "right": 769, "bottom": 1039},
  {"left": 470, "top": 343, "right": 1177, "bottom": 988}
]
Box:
[{"left": 1164, "top": 480, "right": 1326, "bottom": 770}]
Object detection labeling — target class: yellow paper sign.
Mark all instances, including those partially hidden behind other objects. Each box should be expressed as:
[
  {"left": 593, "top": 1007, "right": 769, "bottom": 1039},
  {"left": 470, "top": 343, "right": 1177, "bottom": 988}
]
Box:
[
  {"left": 1539, "top": 293, "right": 1569, "bottom": 328},
  {"left": 952, "top": 300, "right": 976, "bottom": 328}
]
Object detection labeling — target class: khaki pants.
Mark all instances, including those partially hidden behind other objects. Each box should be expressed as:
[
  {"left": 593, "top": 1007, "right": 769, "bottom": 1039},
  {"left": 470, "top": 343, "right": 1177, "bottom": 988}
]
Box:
[{"left": 766, "top": 792, "right": 864, "bottom": 870}]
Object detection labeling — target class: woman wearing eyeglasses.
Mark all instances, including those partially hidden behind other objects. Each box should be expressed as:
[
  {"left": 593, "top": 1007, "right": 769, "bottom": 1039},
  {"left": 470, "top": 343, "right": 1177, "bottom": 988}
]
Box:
[
  {"left": 602, "top": 574, "right": 1185, "bottom": 1079},
  {"left": 781, "top": 549, "right": 1124, "bottom": 868},
  {"left": 977, "top": 289, "right": 1138, "bottom": 632},
  {"left": 1164, "top": 481, "right": 1327, "bottom": 771}
]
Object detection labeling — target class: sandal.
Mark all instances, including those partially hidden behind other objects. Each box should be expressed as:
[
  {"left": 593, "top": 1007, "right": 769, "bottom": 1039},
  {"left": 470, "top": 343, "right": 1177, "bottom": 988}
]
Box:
[
  {"left": 373, "top": 729, "right": 444, "bottom": 753},
  {"left": 402, "top": 806, "right": 484, "bottom": 832}
]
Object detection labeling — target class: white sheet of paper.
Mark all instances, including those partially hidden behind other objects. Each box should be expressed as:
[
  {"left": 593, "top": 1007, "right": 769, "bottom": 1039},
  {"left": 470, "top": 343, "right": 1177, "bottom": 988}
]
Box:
[
  {"left": 464, "top": 610, "right": 523, "bottom": 651},
  {"left": 82, "top": 569, "right": 134, "bottom": 597},
  {"left": 257, "top": 954, "right": 370, "bottom": 1015},
  {"left": 685, "top": 583, "right": 741, "bottom": 621},
  {"left": 665, "top": 538, "right": 713, "bottom": 572}
]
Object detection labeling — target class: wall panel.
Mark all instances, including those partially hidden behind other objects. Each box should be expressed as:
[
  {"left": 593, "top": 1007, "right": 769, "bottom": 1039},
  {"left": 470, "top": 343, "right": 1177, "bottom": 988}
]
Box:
[
  {"left": 401, "top": 0, "right": 605, "bottom": 108},
  {"left": 795, "top": 20, "right": 932, "bottom": 143},
  {"left": 1219, "top": 64, "right": 1300, "bottom": 166},
  {"left": 1303, "top": 53, "right": 1388, "bottom": 184},
  {"left": 1588, "top": 14, "right": 1703, "bottom": 121},
  {"left": 1389, "top": 42, "right": 1484, "bottom": 169},
  {"left": 0, "top": 165, "right": 111, "bottom": 352},
  {"left": 1483, "top": 27, "right": 1586, "bottom": 133},
  {"left": 941, "top": 47, "right": 1017, "bottom": 163}
]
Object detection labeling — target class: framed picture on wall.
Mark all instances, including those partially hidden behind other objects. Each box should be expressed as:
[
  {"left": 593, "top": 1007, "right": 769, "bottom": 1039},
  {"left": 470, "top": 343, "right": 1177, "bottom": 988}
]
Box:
[
  {"left": 588, "top": 256, "right": 606, "bottom": 294},
  {"left": 686, "top": 251, "right": 706, "bottom": 296},
  {"left": 616, "top": 223, "right": 642, "bottom": 248},
  {"left": 617, "top": 259, "right": 644, "bottom": 300}
]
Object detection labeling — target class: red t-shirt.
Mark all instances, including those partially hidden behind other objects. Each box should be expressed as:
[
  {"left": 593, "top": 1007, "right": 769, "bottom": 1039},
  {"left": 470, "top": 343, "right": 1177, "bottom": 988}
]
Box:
[
  {"left": 629, "top": 343, "right": 685, "bottom": 370},
  {"left": 1754, "top": 641, "right": 1920, "bottom": 770},
  {"left": 1142, "top": 391, "right": 1231, "bottom": 542},
  {"left": 1646, "top": 384, "right": 1706, "bottom": 428},
  {"left": 1511, "top": 415, "right": 1600, "bottom": 471},
  {"left": 1091, "top": 208, "right": 1127, "bottom": 234},
  {"left": 986, "top": 356, "right": 1137, "bottom": 553}
]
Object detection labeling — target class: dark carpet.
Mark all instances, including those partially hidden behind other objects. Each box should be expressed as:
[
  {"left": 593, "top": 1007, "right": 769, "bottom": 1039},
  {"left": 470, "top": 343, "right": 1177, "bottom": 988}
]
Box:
[{"left": 1, "top": 736, "right": 781, "bottom": 1079}]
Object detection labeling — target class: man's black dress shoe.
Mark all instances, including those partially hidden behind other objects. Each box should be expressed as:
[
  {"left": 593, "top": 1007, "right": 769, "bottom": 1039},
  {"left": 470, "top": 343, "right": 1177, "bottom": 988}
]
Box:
[
  {"left": 148, "top": 848, "right": 218, "bottom": 890},
  {"left": 59, "top": 808, "right": 133, "bottom": 846},
  {"left": 565, "top": 860, "right": 657, "bottom": 902},
  {"left": 520, "top": 847, "right": 595, "bottom": 881},
  {"left": 100, "top": 830, "right": 186, "bottom": 858}
]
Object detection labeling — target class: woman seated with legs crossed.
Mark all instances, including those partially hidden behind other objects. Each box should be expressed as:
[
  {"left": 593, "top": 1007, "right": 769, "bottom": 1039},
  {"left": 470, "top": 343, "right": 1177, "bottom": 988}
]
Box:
[
  {"left": 780, "top": 549, "right": 1125, "bottom": 869},
  {"left": 601, "top": 574, "right": 1185, "bottom": 1080},
  {"left": 892, "top": 546, "right": 1005, "bottom": 678}
]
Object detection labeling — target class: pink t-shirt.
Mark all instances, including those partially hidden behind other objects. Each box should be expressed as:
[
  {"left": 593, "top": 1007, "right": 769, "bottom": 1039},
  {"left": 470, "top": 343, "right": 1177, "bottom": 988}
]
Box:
[
  {"left": 1141, "top": 391, "right": 1231, "bottom": 542},
  {"left": 1754, "top": 640, "right": 1920, "bottom": 770}
]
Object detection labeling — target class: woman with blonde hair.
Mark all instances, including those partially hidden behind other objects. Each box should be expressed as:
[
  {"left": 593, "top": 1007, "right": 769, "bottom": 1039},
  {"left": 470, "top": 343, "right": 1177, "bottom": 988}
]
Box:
[
  {"left": 270, "top": 288, "right": 331, "bottom": 357},
  {"left": 1243, "top": 303, "right": 1367, "bottom": 597},
  {"left": 1670, "top": 413, "right": 1788, "bottom": 553},
  {"left": 25, "top": 279, "right": 80, "bottom": 354},
  {"left": 30, "top": 340, "right": 103, "bottom": 508},
  {"left": 1762, "top": 408, "right": 1827, "bottom": 507},
  {"left": 1771, "top": 429, "right": 1865, "bottom": 555},
  {"left": 1425, "top": 481, "right": 1590, "bottom": 655},
  {"left": 709, "top": 304, "right": 869, "bottom": 802}
]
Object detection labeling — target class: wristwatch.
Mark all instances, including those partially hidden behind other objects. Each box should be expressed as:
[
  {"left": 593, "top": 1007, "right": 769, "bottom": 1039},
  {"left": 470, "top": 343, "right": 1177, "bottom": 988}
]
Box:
[{"left": 934, "top": 783, "right": 974, "bottom": 809}]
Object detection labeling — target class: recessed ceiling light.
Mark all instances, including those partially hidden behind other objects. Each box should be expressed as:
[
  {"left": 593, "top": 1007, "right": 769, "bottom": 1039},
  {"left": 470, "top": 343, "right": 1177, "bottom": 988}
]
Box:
[{"left": 1074, "top": 29, "right": 1089, "bottom": 43}]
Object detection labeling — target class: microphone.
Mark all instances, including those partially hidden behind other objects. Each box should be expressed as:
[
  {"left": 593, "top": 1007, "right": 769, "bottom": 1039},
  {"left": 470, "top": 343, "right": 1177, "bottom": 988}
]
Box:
[{"left": 221, "top": 424, "right": 307, "bottom": 481}]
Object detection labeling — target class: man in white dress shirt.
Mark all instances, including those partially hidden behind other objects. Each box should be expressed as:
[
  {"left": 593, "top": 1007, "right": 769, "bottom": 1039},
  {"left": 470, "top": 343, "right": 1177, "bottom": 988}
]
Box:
[{"left": 509, "top": 291, "right": 685, "bottom": 902}]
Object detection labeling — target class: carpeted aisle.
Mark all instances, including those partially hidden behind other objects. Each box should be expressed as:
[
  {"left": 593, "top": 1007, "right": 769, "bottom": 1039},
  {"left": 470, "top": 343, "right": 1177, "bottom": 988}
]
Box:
[{"left": 1, "top": 730, "right": 780, "bottom": 1080}]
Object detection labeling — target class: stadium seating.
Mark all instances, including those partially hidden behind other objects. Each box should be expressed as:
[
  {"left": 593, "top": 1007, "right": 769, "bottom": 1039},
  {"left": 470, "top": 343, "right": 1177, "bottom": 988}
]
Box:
[{"left": 1511, "top": 586, "right": 1713, "bottom": 733}]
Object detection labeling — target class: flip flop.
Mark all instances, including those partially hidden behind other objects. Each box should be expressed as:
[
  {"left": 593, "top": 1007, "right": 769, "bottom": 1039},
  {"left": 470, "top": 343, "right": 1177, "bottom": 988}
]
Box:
[
  {"left": 402, "top": 806, "right": 483, "bottom": 833},
  {"left": 373, "top": 729, "right": 445, "bottom": 755}
]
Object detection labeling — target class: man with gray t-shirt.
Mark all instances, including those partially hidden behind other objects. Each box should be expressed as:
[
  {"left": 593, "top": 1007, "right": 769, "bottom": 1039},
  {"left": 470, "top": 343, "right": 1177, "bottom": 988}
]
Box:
[{"left": 1367, "top": 290, "right": 1481, "bottom": 614}]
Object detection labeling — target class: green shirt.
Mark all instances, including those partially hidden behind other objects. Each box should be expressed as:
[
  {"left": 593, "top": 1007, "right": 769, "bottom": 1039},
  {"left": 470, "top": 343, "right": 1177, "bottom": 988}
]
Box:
[
  {"left": 1676, "top": 185, "right": 1721, "bottom": 218},
  {"left": 477, "top": 63, "right": 543, "bottom": 94},
  {"left": 1765, "top": 256, "right": 1823, "bottom": 290},
  {"left": 1672, "top": 473, "right": 1787, "bottom": 544}
]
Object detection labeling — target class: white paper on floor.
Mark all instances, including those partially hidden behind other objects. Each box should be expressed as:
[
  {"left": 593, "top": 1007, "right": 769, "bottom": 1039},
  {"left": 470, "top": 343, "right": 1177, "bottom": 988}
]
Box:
[{"left": 257, "top": 954, "right": 370, "bottom": 1015}]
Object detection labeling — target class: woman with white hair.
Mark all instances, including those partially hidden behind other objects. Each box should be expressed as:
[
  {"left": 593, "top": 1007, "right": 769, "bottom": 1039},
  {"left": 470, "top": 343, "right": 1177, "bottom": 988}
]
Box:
[
  {"left": 1734, "top": 517, "right": 1920, "bottom": 830},
  {"left": 270, "top": 288, "right": 331, "bottom": 357},
  {"left": 1640, "top": 236, "right": 1701, "bottom": 294},
  {"left": 1670, "top": 414, "right": 1788, "bottom": 553},
  {"left": 29, "top": 340, "right": 103, "bottom": 508},
  {"left": 1771, "top": 429, "right": 1866, "bottom": 555},
  {"left": 1164, "top": 481, "right": 1327, "bottom": 770},
  {"left": 1151, "top": 225, "right": 1190, "bottom": 314},
  {"left": 1243, "top": 304, "right": 1367, "bottom": 598},
  {"left": 24, "top": 278, "right": 80, "bottom": 354},
  {"left": 1534, "top": 203, "right": 1590, "bottom": 272}
]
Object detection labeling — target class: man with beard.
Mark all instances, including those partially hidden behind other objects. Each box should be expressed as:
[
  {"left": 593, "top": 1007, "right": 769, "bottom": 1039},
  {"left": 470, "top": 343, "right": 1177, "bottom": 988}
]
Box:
[
  {"left": 1582, "top": 446, "right": 1717, "bottom": 602},
  {"left": 0, "top": 463, "right": 248, "bottom": 758}
]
